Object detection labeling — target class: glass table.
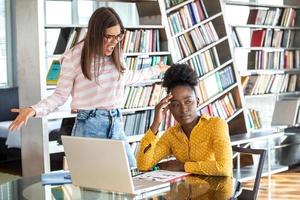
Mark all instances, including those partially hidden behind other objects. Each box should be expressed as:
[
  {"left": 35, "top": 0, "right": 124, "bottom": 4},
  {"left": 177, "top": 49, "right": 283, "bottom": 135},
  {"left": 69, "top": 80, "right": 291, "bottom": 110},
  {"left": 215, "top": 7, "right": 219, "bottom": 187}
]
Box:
[{"left": 0, "top": 175, "right": 240, "bottom": 199}]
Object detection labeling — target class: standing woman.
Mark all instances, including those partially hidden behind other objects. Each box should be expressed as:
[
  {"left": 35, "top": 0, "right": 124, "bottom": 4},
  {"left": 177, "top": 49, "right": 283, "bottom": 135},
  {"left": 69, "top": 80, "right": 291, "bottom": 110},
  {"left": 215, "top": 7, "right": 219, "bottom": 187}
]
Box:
[{"left": 9, "top": 7, "right": 168, "bottom": 168}]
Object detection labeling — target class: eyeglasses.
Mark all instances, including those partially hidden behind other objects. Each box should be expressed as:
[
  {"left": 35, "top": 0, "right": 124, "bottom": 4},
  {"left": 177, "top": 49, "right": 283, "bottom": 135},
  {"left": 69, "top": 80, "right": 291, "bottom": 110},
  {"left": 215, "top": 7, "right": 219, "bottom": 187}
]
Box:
[{"left": 104, "top": 33, "right": 124, "bottom": 42}]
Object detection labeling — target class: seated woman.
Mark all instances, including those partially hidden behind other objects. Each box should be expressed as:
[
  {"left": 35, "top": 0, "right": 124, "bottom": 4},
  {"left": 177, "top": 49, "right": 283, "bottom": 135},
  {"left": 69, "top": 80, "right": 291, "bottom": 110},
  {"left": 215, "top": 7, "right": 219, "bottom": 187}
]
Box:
[{"left": 137, "top": 63, "right": 232, "bottom": 176}]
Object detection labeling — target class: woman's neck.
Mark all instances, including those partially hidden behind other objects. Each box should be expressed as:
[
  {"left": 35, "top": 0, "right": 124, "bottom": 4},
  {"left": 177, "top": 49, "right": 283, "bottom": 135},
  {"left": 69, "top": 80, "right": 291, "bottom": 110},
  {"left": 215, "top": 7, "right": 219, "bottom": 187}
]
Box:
[{"left": 181, "top": 116, "right": 200, "bottom": 139}]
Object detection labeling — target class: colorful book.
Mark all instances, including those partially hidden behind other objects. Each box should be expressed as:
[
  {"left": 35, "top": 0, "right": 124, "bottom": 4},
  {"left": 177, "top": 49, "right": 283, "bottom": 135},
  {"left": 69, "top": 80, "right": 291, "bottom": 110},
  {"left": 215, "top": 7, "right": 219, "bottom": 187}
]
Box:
[
  {"left": 46, "top": 60, "right": 61, "bottom": 85},
  {"left": 41, "top": 170, "right": 72, "bottom": 185}
]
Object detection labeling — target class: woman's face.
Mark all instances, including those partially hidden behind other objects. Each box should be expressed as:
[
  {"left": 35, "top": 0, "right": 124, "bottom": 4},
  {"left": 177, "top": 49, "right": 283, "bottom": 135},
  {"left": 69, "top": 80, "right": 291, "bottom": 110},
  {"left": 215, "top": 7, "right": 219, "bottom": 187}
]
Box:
[
  {"left": 103, "top": 25, "right": 123, "bottom": 56},
  {"left": 169, "top": 85, "right": 199, "bottom": 125}
]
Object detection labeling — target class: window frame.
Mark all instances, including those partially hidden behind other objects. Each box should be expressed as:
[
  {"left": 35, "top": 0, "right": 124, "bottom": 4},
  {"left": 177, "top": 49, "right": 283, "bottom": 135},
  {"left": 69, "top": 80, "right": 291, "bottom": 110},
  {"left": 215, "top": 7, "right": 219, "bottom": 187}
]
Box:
[{"left": 0, "top": 0, "right": 13, "bottom": 88}]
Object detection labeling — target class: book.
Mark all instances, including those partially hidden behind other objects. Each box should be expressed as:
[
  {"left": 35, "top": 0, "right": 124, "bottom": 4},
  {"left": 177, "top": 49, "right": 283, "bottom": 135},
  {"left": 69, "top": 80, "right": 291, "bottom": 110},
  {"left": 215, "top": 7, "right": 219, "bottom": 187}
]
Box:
[
  {"left": 251, "top": 29, "right": 266, "bottom": 47},
  {"left": 247, "top": 9, "right": 258, "bottom": 24},
  {"left": 135, "top": 170, "right": 190, "bottom": 183},
  {"left": 41, "top": 170, "right": 72, "bottom": 185},
  {"left": 53, "top": 27, "right": 74, "bottom": 54},
  {"left": 46, "top": 60, "right": 61, "bottom": 85}
]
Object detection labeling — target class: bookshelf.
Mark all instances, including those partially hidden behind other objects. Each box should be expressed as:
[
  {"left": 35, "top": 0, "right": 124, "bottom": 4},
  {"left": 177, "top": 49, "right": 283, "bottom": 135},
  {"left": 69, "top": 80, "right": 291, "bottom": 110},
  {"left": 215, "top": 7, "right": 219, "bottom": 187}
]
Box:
[
  {"left": 220, "top": 0, "right": 300, "bottom": 180},
  {"left": 43, "top": 1, "right": 176, "bottom": 157},
  {"left": 223, "top": 0, "right": 300, "bottom": 129},
  {"left": 158, "top": 0, "right": 249, "bottom": 135}
]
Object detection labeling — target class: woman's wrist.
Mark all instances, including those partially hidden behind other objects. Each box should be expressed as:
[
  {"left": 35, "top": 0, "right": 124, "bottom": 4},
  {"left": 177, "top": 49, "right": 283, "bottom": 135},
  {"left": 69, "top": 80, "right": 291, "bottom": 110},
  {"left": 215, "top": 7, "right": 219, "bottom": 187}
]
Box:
[
  {"left": 150, "top": 122, "right": 160, "bottom": 135},
  {"left": 28, "top": 107, "right": 36, "bottom": 117}
]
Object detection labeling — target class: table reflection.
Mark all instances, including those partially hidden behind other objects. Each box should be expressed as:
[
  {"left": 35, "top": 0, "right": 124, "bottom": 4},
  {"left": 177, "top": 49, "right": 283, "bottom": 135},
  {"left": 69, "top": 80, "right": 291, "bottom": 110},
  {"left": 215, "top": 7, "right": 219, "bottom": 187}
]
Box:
[{"left": 50, "top": 176, "right": 234, "bottom": 200}]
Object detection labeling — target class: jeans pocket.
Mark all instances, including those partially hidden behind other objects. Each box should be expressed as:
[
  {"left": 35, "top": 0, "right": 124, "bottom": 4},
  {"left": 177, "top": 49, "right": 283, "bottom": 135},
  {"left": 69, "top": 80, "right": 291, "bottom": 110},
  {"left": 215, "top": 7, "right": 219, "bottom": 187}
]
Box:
[
  {"left": 76, "top": 111, "right": 90, "bottom": 121},
  {"left": 72, "top": 111, "right": 91, "bottom": 137}
]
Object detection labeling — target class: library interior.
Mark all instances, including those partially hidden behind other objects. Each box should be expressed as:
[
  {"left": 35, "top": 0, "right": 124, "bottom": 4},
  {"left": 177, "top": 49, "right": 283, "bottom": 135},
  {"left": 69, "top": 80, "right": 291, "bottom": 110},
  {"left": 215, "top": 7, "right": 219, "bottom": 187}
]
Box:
[{"left": 1, "top": 0, "right": 300, "bottom": 199}]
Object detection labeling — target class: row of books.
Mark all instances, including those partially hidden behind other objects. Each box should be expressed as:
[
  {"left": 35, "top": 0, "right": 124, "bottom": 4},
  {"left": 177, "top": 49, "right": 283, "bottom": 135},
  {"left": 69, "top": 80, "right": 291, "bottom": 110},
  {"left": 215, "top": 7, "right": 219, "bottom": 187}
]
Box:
[
  {"left": 53, "top": 27, "right": 87, "bottom": 55},
  {"left": 167, "top": 0, "right": 207, "bottom": 35},
  {"left": 174, "top": 22, "right": 219, "bottom": 60},
  {"left": 250, "top": 29, "right": 297, "bottom": 48},
  {"left": 187, "top": 47, "right": 220, "bottom": 77},
  {"left": 124, "top": 109, "right": 176, "bottom": 137},
  {"left": 46, "top": 55, "right": 168, "bottom": 86},
  {"left": 248, "top": 50, "right": 300, "bottom": 70},
  {"left": 199, "top": 92, "right": 237, "bottom": 120},
  {"left": 122, "top": 84, "right": 166, "bottom": 109},
  {"left": 243, "top": 74, "right": 298, "bottom": 95},
  {"left": 121, "top": 29, "right": 160, "bottom": 53},
  {"left": 123, "top": 66, "right": 234, "bottom": 110},
  {"left": 247, "top": 8, "right": 297, "bottom": 27},
  {"left": 124, "top": 55, "right": 169, "bottom": 70},
  {"left": 247, "top": 109, "right": 262, "bottom": 129},
  {"left": 197, "top": 66, "right": 235, "bottom": 103},
  {"left": 164, "top": 0, "right": 188, "bottom": 9}
]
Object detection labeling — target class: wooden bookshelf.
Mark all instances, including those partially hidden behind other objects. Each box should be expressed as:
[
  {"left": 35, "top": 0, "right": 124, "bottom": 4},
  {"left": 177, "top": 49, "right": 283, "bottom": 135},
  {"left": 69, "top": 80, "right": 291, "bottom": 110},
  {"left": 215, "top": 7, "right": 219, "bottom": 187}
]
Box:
[
  {"left": 223, "top": 0, "right": 300, "bottom": 130},
  {"left": 159, "top": 0, "right": 249, "bottom": 135},
  {"left": 224, "top": 1, "right": 300, "bottom": 9},
  {"left": 231, "top": 24, "right": 300, "bottom": 30}
]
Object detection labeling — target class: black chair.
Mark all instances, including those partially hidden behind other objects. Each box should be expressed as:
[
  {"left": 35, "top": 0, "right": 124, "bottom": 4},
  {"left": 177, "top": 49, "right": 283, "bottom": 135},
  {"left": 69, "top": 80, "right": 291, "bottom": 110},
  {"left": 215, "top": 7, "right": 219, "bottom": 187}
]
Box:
[
  {"left": 232, "top": 146, "right": 266, "bottom": 200},
  {"left": 0, "top": 87, "right": 19, "bottom": 122}
]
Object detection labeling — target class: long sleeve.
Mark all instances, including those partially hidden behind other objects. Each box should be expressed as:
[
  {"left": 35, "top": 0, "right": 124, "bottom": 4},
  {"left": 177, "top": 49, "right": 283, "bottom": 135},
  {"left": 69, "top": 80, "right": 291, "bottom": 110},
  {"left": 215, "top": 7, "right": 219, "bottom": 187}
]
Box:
[
  {"left": 31, "top": 53, "right": 77, "bottom": 117},
  {"left": 184, "top": 118, "right": 233, "bottom": 176},
  {"left": 122, "top": 66, "right": 161, "bottom": 85},
  {"left": 137, "top": 129, "right": 171, "bottom": 171}
]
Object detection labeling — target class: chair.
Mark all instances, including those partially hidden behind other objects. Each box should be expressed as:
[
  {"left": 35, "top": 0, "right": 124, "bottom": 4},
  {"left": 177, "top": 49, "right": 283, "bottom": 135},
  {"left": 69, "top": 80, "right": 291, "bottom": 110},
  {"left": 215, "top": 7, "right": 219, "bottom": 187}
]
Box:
[
  {"left": 232, "top": 146, "right": 266, "bottom": 200},
  {"left": 0, "top": 87, "right": 19, "bottom": 122}
]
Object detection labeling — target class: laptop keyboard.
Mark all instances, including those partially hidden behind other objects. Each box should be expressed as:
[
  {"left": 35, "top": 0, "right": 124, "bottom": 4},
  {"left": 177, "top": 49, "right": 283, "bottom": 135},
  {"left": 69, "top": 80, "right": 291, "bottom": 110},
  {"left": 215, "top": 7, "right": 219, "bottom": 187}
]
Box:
[{"left": 133, "top": 177, "right": 166, "bottom": 190}]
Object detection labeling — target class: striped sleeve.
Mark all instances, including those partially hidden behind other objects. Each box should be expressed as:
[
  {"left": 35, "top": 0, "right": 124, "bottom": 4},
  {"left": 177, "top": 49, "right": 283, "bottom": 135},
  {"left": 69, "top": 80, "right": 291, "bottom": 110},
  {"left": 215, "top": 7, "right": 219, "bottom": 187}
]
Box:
[
  {"left": 31, "top": 53, "right": 77, "bottom": 117},
  {"left": 122, "top": 66, "right": 161, "bottom": 85}
]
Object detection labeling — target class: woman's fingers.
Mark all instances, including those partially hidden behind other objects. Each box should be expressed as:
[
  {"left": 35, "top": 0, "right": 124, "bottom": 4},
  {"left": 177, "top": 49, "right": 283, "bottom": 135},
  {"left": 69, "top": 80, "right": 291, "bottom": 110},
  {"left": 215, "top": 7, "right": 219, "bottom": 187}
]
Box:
[
  {"left": 14, "top": 121, "right": 25, "bottom": 131},
  {"left": 8, "top": 108, "right": 34, "bottom": 131},
  {"left": 9, "top": 117, "right": 23, "bottom": 131},
  {"left": 157, "top": 94, "right": 173, "bottom": 108},
  {"left": 10, "top": 108, "right": 20, "bottom": 113}
]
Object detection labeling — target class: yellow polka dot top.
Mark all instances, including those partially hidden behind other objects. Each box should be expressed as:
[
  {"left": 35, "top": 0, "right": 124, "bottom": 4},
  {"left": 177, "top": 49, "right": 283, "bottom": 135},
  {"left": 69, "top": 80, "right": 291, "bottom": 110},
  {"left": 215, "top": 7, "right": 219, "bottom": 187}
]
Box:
[{"left": 137, "top": 115, "right": 233, "bottom": 177}]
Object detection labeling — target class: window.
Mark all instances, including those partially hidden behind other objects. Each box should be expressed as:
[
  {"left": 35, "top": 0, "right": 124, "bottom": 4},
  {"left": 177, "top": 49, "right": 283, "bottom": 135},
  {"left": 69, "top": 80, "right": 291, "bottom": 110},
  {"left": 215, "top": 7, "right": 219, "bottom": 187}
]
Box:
[
  {"left": 96, "top": 2, "right": 139, "bottom": 26},
  {"left": 45, "top": 0, "right": 139, "bottom": 58},
  {"left": 0, "top": 0, "right": 10, "bottom": 87},
  {"left": 78, "top": 1, "right": 94, "bottom": 24},
  {"left": 45, "top": 1, "right": 72, "bottom": 25},
  {"left": 45, "top": 1, "right": 72, "bottom": 59}
]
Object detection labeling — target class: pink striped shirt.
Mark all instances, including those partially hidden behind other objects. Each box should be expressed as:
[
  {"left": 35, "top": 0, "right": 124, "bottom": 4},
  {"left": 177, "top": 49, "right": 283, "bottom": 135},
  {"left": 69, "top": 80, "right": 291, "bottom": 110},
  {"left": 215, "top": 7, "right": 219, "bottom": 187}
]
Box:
[{"left": 32, "top": 43, "right": 161, "bottom": 117}]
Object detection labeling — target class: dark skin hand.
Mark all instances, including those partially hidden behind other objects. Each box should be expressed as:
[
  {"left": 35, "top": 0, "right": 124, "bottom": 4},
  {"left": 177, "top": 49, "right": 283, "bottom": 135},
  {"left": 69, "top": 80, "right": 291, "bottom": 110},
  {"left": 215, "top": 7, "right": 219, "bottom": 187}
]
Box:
[{"left": 158, "top": 160, "right": 185, "bottom": 171}]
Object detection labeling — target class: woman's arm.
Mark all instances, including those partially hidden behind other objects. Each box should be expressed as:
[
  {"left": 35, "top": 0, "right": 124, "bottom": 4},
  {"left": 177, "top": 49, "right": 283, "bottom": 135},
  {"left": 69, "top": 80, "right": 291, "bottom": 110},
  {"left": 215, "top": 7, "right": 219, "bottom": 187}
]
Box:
[
  {"left": 137, "top": 129, "right": 172, "bottom": 171},
  {"left": 137, "top": 94, "right": 173, "bottom": 170},
  {"left": 123, "top": 62, "right": 168, "bottom": 85},
  {"left": 9, "top": 53, "right": 78, "bottom": 131},
  {"left": 31, "top": 54, "right": 77, "bottom": 117}
]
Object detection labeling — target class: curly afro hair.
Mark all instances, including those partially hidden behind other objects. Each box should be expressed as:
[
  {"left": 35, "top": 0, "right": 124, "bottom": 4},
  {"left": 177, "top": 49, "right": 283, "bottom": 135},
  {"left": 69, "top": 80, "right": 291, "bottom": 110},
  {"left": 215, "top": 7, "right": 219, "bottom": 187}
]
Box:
[{"left": 162, "top": 63, "right": 198, "bottom": 93}]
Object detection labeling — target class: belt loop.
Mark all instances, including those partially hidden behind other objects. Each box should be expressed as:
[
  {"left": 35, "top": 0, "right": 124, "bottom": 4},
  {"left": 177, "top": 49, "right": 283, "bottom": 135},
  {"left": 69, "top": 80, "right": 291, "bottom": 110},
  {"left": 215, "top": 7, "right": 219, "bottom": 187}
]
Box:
[
  {"left": 89, "top": 109, "right": 96, "bottom": 117},
  {"left": 117, "top": 109, "right": 121, "bottom": 118}
]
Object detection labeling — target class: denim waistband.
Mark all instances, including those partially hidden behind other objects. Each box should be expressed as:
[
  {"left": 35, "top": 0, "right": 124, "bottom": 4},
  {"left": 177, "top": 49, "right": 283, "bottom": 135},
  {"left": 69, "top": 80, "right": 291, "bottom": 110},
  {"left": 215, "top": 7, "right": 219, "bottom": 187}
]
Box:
[{"left": 77, "top": 108, "right": 122, "bottom": 118}]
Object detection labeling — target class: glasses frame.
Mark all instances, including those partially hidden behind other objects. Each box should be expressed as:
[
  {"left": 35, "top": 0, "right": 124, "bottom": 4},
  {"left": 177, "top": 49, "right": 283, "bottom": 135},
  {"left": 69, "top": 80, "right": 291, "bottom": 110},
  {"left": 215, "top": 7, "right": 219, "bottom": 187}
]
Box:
[{"left": 104, "top": 31, "right": 125, "bottom": 43}]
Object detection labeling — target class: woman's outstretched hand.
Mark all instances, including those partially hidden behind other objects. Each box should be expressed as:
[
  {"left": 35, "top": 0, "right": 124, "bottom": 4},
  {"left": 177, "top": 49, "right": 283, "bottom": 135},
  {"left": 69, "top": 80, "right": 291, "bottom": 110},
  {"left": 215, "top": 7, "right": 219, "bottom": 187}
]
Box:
[
  {"left": 150, "top": 94, "right": 173, "bottom": 134},
  {"left": 8, "top": 107, "right": 36, "bottom": 131},
  {"left": 158, "top": 62, "right": 170, "bottom": 73}
]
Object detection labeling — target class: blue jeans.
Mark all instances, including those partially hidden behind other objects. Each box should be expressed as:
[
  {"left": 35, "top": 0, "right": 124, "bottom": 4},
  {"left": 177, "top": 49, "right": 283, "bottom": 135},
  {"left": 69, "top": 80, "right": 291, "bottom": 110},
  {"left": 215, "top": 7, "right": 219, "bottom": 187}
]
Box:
[{"left": 71, "top": 109, "right": 137, "bottom": 168}]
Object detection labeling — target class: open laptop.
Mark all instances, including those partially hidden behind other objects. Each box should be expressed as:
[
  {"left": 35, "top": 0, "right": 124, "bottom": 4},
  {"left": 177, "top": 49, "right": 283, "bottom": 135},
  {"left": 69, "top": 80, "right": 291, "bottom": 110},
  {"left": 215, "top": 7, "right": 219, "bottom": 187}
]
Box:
[{"left": 61, "top": 136, "right": 170, "bottom": 195}]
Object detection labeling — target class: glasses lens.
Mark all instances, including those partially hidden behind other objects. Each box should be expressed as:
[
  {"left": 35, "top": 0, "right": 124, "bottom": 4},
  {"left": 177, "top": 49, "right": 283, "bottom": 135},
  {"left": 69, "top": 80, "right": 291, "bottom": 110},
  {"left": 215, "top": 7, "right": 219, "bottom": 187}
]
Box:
[
  {"left": 117, "top": 34, "right": 124, "bottom": 41},
  {"left": 105, "top": 33, "right": 124, "bottom": 42}
]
